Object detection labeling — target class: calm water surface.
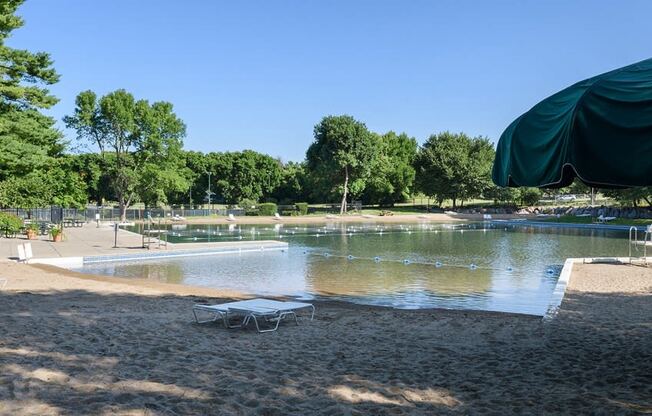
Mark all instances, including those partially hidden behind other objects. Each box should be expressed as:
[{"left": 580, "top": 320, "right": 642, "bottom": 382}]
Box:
[{"left": 74, "top": 222, "right": 629, "bottom": 315}]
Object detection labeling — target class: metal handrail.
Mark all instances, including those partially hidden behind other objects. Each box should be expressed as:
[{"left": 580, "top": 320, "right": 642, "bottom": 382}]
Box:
[{"left": 629, "top": 226, "right": 638, "bottom": 258}]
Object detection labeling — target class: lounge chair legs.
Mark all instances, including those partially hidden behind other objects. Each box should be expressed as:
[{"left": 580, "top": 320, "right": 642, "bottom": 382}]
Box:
[
  {"left": 192, "top": 308, "right": 222, "bottom": 324},
  {"left": 193, "top": 308, "right": 246, "bottom": 328},
  {"left": 244, "top": 311, "right": 298, "bottom": 333}
]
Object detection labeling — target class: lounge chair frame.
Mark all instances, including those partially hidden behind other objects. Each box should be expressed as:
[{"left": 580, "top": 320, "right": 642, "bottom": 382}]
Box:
[{"left": 193, "top": 299, "right": 315, "bottom": 333}]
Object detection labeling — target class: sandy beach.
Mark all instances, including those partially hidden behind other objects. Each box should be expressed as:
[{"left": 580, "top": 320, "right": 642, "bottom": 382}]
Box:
[{"left": 0, "top": 261, "right": 650, "bottom": 415}]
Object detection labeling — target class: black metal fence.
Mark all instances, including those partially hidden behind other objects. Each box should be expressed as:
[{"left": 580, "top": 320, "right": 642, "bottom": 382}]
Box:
[{"left": 0, "top": 206, "right": 247, "bottom": 223}]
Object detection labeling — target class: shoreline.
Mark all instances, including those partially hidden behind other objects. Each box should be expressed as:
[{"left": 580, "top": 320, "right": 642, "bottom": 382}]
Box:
[
  {"left": 0, "top": 261, "right": 650, "bottom": 414},
  {"left": 148, "top": 212, "right": 533, "bottom": 226}
]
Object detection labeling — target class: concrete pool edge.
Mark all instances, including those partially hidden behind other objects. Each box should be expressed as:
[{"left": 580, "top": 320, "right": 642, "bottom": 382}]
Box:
[
  {"left": 543, "top": 255, "right": 652, "bottom": 321},
  {"left": 492, "top": 219, "right": 648, "bottom": 232},
  {"left": 28, "top": 241, "right": 289, "bottom": 268}
]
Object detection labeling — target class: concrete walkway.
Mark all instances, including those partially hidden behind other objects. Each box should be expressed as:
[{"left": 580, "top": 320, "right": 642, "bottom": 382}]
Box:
[{"left": 0, "top": 223, "right": 285, "bottom": 261}]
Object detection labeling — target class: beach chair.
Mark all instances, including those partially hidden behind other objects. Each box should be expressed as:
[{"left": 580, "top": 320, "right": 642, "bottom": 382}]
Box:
[
  {"left": 193, "top": 298, "right": 315, "bottom": 333},
  {"left": 192, "top": 301, "right": 250, "bottom": 328},
  {"left": 227, "top": 213, "right": 236, "bottom": 222},
  {"left": 16, "top": 243, "right": 33, "bottom": 263},
  {"left": 596, "top": 215, "right": 616, "bottom": 223},
  {"left": 24, "top": 243, "right": 33, "bottom": 262},
  {"left": 273, "top": 213, "right": 282, "bottom": 220},
  {"left": 16, "top": 244, "right": 27, "bottom": 263},
  {"left": 483, "top": 214, "right": 492, "bottom": 221}
]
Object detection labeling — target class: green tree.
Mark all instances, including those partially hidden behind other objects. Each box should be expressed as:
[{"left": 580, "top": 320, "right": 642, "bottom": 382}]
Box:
[
  {"left": 414, "top": 132, "right": 494, "bottom": 208},
  {"left": 517, "top": 187, "right": 543, "bottom": 206},
  {"left": 272, "top": 161, "right": 308, "bottom": 204},
  {"left": 181, "top": 150, "right": 209, "bottom": 206},
  {"left": 483, "top": 186, "right": 519, "bottom": 205},
  {"left": 364, "top": 131, "right": 417, "bottom": 206},
  {"left": 64, "top": 89, "right": 187, "bottom": 219},
  {"left": 306, "top": 115, "right": 377, "bottom": 213},
  {"left": 0, "top": 163, "right": 87, "bottom": 208},
  {"left": 602, "top": 187, "right": 652, "bottom": 207},
  {"left": 0, "top": 0, "right": 67, "bottom": 197},
  {"left": 209, "top": 151, "right": 283, "bottom": 204}
]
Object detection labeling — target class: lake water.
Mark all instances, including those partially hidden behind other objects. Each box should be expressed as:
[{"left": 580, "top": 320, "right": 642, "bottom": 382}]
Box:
[{"left": 74, "top": 222, "right": 629, "bottom": 315}]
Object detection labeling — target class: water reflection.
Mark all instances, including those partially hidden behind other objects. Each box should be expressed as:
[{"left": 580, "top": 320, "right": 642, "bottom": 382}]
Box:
[{"left": 77, "top": 222, "right": 630, "bottom": 315}]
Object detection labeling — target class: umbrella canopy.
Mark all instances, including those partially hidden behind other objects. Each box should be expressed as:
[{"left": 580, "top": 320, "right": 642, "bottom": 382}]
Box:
[{"left": 493, "top": 58, "right": 652, "bottom": 188}]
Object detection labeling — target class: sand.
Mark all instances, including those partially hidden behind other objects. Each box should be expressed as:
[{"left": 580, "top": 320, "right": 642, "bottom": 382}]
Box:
[{"left": 0, "top": 261, "right": 650, "bottom": 415}]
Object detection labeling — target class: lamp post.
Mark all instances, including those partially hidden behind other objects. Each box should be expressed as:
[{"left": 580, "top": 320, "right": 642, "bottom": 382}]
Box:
[{"left": 205, "top": 172, "right": 214, "bottom": 211}]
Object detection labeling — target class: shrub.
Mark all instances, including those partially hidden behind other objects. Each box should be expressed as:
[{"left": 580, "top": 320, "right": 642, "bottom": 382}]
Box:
[
  {"left": 518, "top": 188, "right": 543, "bottom": 206},
  {"left": 258, "top": 202, "right": 277, "bottom": 216},
  {"left": 0, "top": 212, "right": 23, "bottom": 237},
  {"left": 50, "top": 225, "right": 63, "bottom": 240},
  {"left": 295, "top": 202, "right": 309, "bottom": 216},
  {"left": 238, "top": 198, "right": 257, "bottom": 210}
]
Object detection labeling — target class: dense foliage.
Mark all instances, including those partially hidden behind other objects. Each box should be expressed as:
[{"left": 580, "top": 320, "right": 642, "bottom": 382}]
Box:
[
  {"left": 306, "top": 115, "right": 377, "bottom": 213},
  {"left": 414, "top": 132, "right": 494, "bottom": 208},
  {"left": 0, "top": 0, "right": 87, "bottom": 207},
  {"left": 0, "top": 212, "right": 22, "bottom": 237},
  {"left": 1, "top": 2, "right": 648, "bottom": 213},
  {"left": 64, "top": 89, "right": 188, "bottom": 219}
]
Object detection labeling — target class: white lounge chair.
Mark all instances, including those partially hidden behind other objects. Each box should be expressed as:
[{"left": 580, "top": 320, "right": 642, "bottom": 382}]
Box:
[
  {"left": 193, "top": 298, "right": 315, "bottom": 333},
  {"left": 171, "top": 215, "right": 186, "bottom": 222},
  {"left": 24, "top": 243, "right": 33, "bottom": 261},
  {"left": 483, "top": 214, "right": 492, "bottom": 220},
  {"left": 597, "top": 215, "right": 616, "bottom": 223},
  {"left": 226, "top": 213, "right": 236, "bottom": 222},
  {"left": 273, "top": 213, "right": 282, "bottom": 220},
  {"left": 17, "top": 244, "right": 26, "bottom": 263}
]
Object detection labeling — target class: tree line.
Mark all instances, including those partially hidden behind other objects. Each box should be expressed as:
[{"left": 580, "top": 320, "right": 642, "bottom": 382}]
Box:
[{"left": 1, "top": 1, "right": 650, "bottom": 219}]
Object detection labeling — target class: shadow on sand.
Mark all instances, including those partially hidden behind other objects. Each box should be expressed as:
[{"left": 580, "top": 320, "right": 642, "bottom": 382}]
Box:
[{"left": 0, "top": 287, "right": 650, "bottom": 415}]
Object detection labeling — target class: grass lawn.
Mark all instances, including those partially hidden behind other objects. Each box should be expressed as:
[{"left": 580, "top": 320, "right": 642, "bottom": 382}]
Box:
[{"left": 541, "top": 215, "right": 652, "bottom": 227}]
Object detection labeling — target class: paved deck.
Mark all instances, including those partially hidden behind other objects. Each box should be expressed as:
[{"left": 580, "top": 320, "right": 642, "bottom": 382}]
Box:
[{"left": 0, "top": 223, "right": 286, "bottom": 261}]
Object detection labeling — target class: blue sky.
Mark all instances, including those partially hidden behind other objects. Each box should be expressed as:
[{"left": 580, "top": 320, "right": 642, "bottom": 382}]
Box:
[{"left": 9, "top": 0, "right": 652, "bottom": 162}]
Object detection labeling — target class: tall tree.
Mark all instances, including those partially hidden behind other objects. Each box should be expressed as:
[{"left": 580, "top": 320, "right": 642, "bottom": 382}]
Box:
[
  {"left": 208, "top": 150, "right": 283, "bottom": 204},
  {"left": 414, "top": 132, "right": 494, "bottom": 208},
  {"left": 306, "top": 115, "right": 377, "bottom": 213},
  {"left": 602, "top": 187, "right": 652, "bottom": 208},
  {"left": 272, "top": 161, "right": 308, "bottom": 204},
  {"left": 64, "top": 89, "right": 187, "bottom": 220},
  {"left": 363, "top": 131, "right": 417, "bottom": 206},
  {"left": 0, "top": 0, "right": 64, "bottom": 182}
]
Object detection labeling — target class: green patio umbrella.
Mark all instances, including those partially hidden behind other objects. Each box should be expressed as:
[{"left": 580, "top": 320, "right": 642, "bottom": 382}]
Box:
[{"left": 492, "top": 58, "right": 652, "bottom": 188}]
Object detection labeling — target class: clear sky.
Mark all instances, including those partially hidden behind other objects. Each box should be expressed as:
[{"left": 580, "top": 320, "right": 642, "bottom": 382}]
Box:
[{"left": 9, "top": 0, "right": 652, "bottom": 162}]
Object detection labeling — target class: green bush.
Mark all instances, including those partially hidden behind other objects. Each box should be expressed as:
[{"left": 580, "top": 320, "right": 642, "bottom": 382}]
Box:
[
  {"left": 238, "top": 198, "right": 257, "bottom": 210},
  {"left": 258, "top": 202, "right": 277, "bottom": 216},
  {"left": 518, "top": 188, "right": 543, "bottom": 206},
  {"left": 0, "top": 212, "right": 23, "bottom": 237},
  {"left": 281, "top": 210, "right": 298, "bottom": 216},
  {"left": 295, "top": 202, "right": 309, "bottom": 216}
]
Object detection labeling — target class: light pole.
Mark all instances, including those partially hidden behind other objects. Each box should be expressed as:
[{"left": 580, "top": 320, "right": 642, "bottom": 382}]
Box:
[{"left": 206, "top": 172, "right": 212, "bottom": 210}]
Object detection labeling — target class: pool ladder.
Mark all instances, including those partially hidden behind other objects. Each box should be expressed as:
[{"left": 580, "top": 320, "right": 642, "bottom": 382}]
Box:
[
  {"left": 142, "top": 214, "right": 168, "bottom": 250},
  {"left": 628, "top": 226, "right": 651, "bottom": 265}
]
